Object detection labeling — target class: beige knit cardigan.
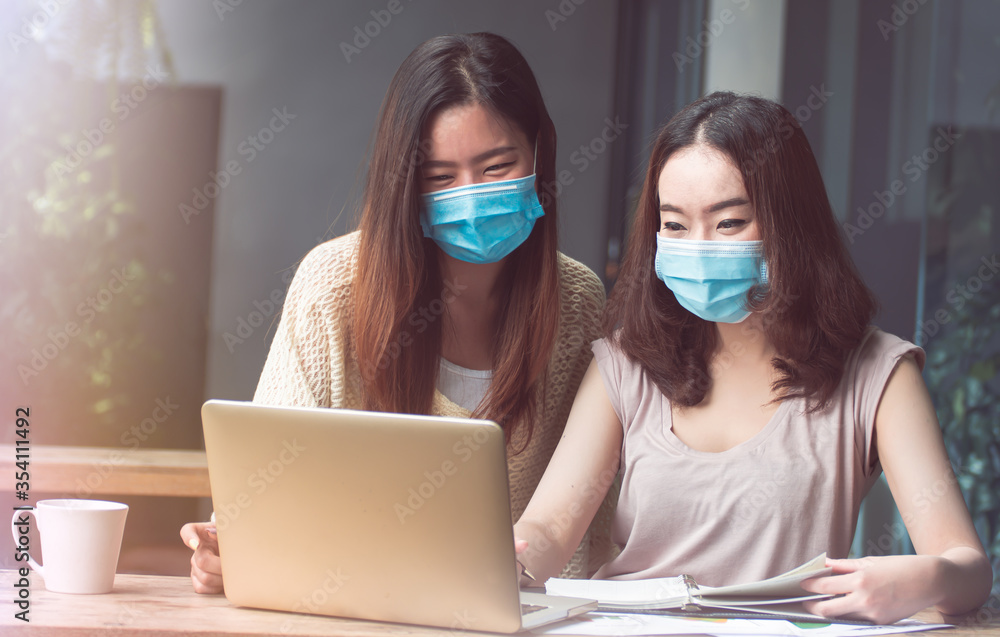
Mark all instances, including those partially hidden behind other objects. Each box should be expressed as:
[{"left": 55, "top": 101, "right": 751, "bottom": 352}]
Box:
[{"left": 253, "top": 232, "right": 617, "bottom": 577}]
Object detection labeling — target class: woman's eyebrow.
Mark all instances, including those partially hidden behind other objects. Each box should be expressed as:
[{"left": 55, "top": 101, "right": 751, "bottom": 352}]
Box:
[
  {"left": 422, "top": 146, "right": 519, "bottom": 169},
  {"left": 659, "top": 197, "right": 750, "bottom": 214},
  {"left": 472, "top": 146, "right": 519, "bottom": 163},
  {"left": 707, "top": 197, "right": 750, "bottom": 212}
]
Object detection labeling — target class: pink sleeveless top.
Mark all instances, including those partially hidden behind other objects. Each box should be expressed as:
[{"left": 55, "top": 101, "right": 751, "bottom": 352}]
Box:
[{"left": 592, "top": 327, "right": 923, "bottom": 586}]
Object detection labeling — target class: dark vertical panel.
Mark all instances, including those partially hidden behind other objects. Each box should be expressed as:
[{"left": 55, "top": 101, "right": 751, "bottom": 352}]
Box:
[
  {"left": 602, "top": 0, "right": 645, "bottom": 285},
  {"left": 670, "top": 0, "right": 706, "bottom": 117},
  {"left": 780, "top": 0, "right": 830, "bottom": 159},
  {"left": 846, "top": 0, "right": 919, "bottom": 339},
  {"left": 602, "top": 0, "right": 706, "bottom": 287}
]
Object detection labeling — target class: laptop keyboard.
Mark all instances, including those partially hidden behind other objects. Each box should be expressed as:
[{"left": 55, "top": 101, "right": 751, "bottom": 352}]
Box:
[{"left": 521, "top": 603, "right": 548, "bottom": 614}]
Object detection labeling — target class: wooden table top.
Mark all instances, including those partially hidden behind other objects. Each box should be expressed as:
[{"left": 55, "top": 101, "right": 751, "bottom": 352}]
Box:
[
  {"left": 0, "top": 570, "right": 496, "bottom": 636},
  {"left": 0, "top": 444, "right": 210, "bottom": 498},
  {"left": 2, "top": 570, "right": 999, "bottom": 637}
]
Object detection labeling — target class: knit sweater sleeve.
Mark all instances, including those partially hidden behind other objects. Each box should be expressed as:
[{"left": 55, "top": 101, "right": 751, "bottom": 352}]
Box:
[
  {"left": 561, "top": 253, "right": 606, "bottom": 386},
  {"left": 253, "top": 233, "right": 359, "bottom": 408}
]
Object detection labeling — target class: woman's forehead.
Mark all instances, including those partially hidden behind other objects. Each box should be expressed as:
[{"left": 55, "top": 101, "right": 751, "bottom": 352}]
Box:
[
  {"left": 422, "top": 103, "right": 529, "bottom": 159},
  {"left": 657, "top": 145, "right": 747, "bottom": 205}
]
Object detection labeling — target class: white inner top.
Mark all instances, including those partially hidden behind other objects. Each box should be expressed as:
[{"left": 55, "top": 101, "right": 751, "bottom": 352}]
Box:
[{"left": 437, "top": 358, "right": 493, "bottom": 412}]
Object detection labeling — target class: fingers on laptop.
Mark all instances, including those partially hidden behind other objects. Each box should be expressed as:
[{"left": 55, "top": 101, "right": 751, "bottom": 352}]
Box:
[{"left": 181, "top": 522, "right": 224, "bottom": 594}]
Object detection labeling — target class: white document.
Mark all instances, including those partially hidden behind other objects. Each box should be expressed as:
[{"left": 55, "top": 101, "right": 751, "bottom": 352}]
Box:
[{"left": 531, "top": 613, "right": 952, "bottom": 637}]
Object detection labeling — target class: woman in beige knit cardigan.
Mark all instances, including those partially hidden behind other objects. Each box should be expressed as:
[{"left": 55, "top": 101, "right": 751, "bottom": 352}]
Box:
[{"left": 181, "top": 32, "right": 615, "bottom": 594}]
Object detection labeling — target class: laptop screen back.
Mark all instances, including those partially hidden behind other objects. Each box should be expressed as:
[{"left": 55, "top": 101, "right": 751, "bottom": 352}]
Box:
[{"left": 202, "top": 400, "right": 523, "bottom": 633}]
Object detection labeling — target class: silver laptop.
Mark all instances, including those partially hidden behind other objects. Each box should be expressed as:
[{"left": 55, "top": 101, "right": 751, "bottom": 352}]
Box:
[{"left": 201, "top": 399, "right": 596, "bottom": 633}]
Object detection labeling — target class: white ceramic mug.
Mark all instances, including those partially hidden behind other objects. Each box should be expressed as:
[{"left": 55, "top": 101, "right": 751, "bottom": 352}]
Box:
[{"left": 11, "top": 499, "right": 128, "bottom": 594}]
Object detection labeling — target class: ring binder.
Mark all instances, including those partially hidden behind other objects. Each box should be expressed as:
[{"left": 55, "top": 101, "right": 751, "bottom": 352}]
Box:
[{"left": 679, "top": 574, "right": 700, "bottom": 612}]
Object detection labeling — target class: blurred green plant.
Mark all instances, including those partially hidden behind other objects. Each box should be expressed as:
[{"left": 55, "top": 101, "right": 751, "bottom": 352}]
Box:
[
  {"left": 922, "top": 76, "right": 1000, "bottom": 590},
  {"left": 0, "top": 0, "right": 171, "bottom": 443},
  {"left": 0, "top": 71, "right": 150, "bottom": 436},
  {"left": 923, "top": 292, "right": 1000, "bottom": 588}
]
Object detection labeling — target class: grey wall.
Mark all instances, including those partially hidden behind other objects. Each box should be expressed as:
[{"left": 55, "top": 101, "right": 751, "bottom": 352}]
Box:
[
  {"left": 156, "top": 0, "right": 620, "bottom": 403},
  {"left": 703, "top": 0, "right": 786, "bottom": 100}
]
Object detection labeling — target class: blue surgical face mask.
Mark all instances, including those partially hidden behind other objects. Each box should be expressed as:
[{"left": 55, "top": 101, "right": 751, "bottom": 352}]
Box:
[
  {"left": 419, "top": 170, "right": 544, "bottom": 265},
  {"left": 653, "top": 234, "right": 769, "bottom": 323}
]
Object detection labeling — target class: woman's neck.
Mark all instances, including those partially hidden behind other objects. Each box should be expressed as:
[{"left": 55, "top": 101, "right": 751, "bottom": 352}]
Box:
[
  {"left": 712, "top": 314, "right": 777, "bottom": 369},
  {"left": 436, "top": 250, "right": 506, "bottom": 371},
  {"left": 437, "top": 251, "right": 506, "bottom": 306}
]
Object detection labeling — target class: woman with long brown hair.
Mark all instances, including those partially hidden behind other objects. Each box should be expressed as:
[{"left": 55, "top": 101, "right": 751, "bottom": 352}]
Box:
[
  {"left": 181, "top": 32, "right": 614, "bottom": 593},
  {"left": 514, "top": 91, "right": 991, "bottom": 623}
]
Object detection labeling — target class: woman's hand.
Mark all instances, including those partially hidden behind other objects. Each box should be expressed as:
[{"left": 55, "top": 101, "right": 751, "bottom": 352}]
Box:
[
  {"left": 800, "top": 555, "right": 946, "bottom": 625},
  {"left": 180, "top": 522, "right": 224, "bottom": 594}
]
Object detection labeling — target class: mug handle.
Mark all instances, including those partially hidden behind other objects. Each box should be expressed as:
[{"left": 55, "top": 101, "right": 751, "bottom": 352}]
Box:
[{"left": 10, "top": 509, "right": 43, "bottom": 576}]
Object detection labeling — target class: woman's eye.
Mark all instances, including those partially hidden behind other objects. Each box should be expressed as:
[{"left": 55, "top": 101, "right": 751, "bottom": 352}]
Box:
[
  {"left": 663, "top": 222, "right": 685, "bottom": 231},
  {"left": 485, "top": 161, "right": 514, "bottom": 173},
  {"left": 424, "top": 174, "right": 451, "bottom": 182},
  {"left": 718, "top": 219, "right": 747, "bottom": 230}
]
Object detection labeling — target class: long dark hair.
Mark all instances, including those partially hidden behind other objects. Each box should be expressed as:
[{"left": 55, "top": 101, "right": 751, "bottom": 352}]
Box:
[
  {"left": 607, "top": 91, "right": 877, "bottom": 411},
  {"left": 352, "top": 33, "right": 560, "bottom": 445}
]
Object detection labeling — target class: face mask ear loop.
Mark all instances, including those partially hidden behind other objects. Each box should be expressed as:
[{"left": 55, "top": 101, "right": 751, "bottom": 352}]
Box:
[{"left": 532, "top": 134, "right": 538, "bottom": 177}]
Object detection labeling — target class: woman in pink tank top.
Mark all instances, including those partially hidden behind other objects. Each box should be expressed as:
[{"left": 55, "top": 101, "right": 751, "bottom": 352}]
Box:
[{"left": 514, "top": 92, "right": 991, "bottom": 624}]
